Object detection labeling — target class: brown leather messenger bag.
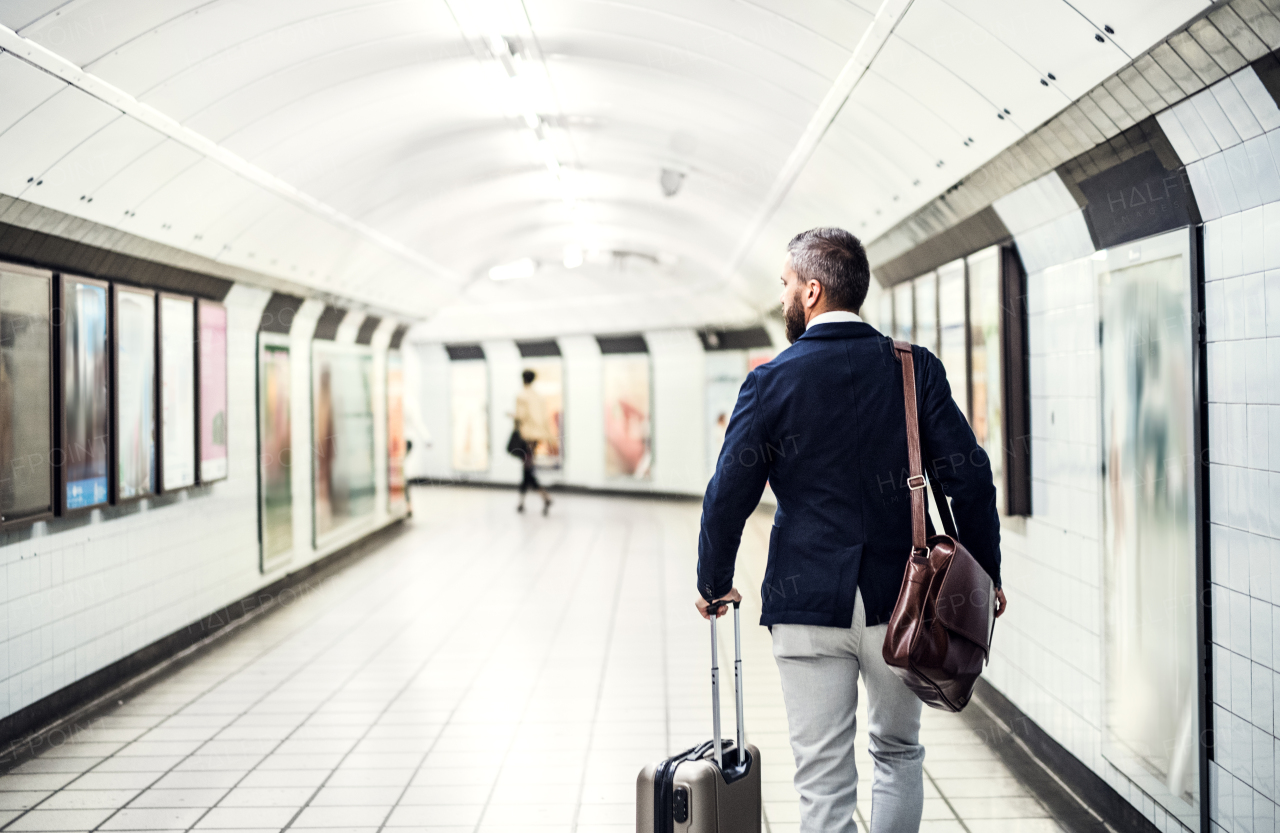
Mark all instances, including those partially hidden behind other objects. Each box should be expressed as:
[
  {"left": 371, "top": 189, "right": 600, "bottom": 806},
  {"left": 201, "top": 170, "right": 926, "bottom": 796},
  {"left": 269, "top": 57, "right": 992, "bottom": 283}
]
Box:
[{"left": 881, "top": 340, "right": 996, "bottom": 713}]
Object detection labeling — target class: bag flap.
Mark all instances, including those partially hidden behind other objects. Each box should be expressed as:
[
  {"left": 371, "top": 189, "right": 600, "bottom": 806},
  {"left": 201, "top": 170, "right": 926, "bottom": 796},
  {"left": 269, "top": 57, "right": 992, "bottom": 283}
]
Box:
[{"left": 933, "top": 537, "right": 994, "bottom": 652}]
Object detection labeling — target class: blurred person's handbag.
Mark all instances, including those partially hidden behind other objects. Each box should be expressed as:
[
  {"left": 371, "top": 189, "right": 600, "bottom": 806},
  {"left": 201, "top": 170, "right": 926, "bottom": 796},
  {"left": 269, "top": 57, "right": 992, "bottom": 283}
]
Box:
[
  {"left": 506, "top": 420, "right": 530, "bottom": 459},
  {"left": 882, "top": 340, "right": 996, "bottom": 712}
]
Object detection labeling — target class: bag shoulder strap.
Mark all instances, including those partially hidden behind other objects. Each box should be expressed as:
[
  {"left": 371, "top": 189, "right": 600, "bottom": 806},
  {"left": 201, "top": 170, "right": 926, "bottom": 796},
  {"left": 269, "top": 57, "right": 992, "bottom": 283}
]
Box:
[{"left": 892, "top": 340, "right": 957, "bottom": 548}]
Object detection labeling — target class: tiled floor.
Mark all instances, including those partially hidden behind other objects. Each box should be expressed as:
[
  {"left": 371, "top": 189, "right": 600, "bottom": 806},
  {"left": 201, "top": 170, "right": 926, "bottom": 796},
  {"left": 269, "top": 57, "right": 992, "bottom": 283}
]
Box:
[{"left": 0, "top": 487, "right": 1069, "bottom": 832}]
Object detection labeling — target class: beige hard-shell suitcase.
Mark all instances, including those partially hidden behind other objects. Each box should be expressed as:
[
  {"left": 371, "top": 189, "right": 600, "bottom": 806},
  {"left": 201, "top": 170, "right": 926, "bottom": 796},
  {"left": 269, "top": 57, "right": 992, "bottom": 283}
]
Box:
[{"left": 636, "top": 601, "right": 762, "bottom": 833}]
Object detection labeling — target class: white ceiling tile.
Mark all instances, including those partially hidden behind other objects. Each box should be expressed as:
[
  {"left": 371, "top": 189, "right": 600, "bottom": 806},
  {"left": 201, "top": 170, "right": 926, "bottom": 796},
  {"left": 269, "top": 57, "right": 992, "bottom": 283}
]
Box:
[
  {"left": 896, "top": 0, "right": 1072, "bottom": 131},
  {"left": 0, "top": 53, "right": 67, "bottom": 135},
  {"left": 21, "top": 115, "right": 164, "bottom": 214},
  {"left": 0, "top": 0, "right": 1222, "bottom": 332},
  {"left": 941, "top": 0, "right": 1131, "bottom": 100},
  {"left": 18, "top": 0, "right": 210, "bottom": 66},
  {"left": 132, "top": 158, "right": 257, "bottom": 241},
  {"left": 1068, "top": 0, "right": 1212, "bottom": 58},
  {"left": 82, "top": 138, "right": 203, "bottom": 224},
  {"left": 0, "top": 1, "right": 70, "bottom": 31},
  {"left": 0, "top": 86, "right": 119, "bottom": 196},
  {"left": 98, "top": 0, "right": 449, "bottom": 101}
]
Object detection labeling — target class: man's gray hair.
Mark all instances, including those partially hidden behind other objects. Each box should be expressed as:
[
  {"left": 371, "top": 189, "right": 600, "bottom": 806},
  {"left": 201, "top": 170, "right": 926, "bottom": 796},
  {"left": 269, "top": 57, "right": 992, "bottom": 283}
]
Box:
[{"left": 787, "top": 227, "right": 871, "bottom": 312}]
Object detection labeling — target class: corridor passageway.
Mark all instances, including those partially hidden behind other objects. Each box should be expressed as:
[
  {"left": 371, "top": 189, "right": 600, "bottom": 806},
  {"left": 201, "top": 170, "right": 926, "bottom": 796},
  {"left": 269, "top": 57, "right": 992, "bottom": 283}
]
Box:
[
  {"left": 0, "top": 488, "right": 1066, "bottom": 833},
  {"left": 3, "top": 0, "right": 1277, "bottom": 830}
]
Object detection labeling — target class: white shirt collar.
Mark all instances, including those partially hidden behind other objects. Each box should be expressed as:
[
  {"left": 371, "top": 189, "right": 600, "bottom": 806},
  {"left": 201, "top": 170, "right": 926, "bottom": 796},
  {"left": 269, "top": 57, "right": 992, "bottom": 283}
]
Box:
[{"left": 806, "top": 310, "right": 863, "bottom": 330}]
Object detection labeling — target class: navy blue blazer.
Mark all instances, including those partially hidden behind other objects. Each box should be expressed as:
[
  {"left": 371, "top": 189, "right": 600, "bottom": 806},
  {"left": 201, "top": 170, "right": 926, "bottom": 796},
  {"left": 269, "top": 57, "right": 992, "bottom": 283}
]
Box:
[{"left": 697, "top": 321, "right": 1001, "bottom": 628}]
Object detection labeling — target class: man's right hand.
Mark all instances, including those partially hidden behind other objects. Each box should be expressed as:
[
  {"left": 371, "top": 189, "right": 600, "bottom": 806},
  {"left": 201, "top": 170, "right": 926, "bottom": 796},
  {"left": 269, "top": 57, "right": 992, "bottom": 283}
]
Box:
[{"left": 696, "top": 588, "right": 742, "bottom": 620}]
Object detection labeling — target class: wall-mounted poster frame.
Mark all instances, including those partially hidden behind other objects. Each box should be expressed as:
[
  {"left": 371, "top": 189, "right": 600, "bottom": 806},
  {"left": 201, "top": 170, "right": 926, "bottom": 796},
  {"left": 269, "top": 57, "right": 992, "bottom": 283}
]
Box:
[
  {"left": 198, "top": 299, "right": 229, "bottom": 483},
  {"left": 257, "top": 332, "right": 293, "bottom": 573},
  {"left": 111, "top": 284, "right": 157, "bottom": 504},
  {"left": 601, "top": 351, "right": 652, "bottom": 480},
  {"left": 449, "top": 353, "right": 489, "bottom": 473},
  {"left": 386, "top": 349, "right": 407, "bottom": 517},
  {"left": 0, "top": 262, "right": 55, "bottom": 528},
  {"left": 159, "top": 293, "right": 197, "bottom": 492},
  {"left": 58, "top": 274, "right": 111, "bottom": 513},
  {"left": 312, "top": 340, "right": 376, "bottom": 547},
  {"left": 1096, "top": 227, "right": 1201, "bottom": 829}
]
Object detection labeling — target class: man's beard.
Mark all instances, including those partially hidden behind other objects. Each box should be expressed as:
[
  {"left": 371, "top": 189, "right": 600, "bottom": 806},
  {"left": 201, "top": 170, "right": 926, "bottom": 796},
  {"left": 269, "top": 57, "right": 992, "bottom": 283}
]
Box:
[{"left": 783, "top": 288, "right": 806, "bottom": 343}]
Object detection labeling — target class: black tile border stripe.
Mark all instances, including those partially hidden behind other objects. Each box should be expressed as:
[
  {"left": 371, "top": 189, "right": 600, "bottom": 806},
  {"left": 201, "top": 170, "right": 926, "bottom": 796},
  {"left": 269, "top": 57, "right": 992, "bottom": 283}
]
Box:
[
  {"left": 965, "top": 678, "right": 1161, "bottom": 833},
  {"left": 0, "top": 222, "right": 233, "bottom": 301},
  {"left": 0, "top": 519, "right": 407, "bottom": 771}
]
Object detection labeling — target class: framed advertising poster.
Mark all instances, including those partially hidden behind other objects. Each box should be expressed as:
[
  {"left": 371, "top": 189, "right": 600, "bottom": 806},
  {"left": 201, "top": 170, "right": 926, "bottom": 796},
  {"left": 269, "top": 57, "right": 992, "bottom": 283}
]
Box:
[
  {"left": 113, "top": 285, "right": 156, "bottom": 501},
  {"left": 313, "top": 342, "right": 375, "bottom": 545},
  {"left": 0, "top": 264, "right": 54, "bottom": 525},
  {"left": 258, "top": 334, "right": 292, "bottom": 572},
  {"left": 60, "top": 275, "right": 110, "bottom": 511},
  {"left": 705, "top": 351, "right": 745, "bottom": 477},
  {"left": 387, "top": 350, "right": 407, "bottom": 516},
  {"left": 1097, "top": 229, "right": 1200, "bottom": 827},
  {"left": 199, "top": 300, "right": 228, "bottom": 482},
  {"left": 450, "top": 359, "right": 489, "bottom": 472},
  {"left": 602, "top": 353, "right": 651, "bottom": 479},
  {"left": 160, "top": 294, "right": 196, "bottom": 491}
]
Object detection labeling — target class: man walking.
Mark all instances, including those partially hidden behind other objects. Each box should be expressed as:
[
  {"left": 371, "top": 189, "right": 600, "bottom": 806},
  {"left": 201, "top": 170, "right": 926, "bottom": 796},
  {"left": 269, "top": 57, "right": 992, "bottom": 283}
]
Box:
[{"left": 696, "top": 228, "right": 1005, "bottom": 832}]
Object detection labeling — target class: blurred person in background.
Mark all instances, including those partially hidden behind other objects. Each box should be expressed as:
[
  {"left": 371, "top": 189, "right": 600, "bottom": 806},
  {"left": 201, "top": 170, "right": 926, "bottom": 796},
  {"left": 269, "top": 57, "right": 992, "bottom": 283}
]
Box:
[{"left": 514, "top": 369, "right": 553, "bottom": 515}]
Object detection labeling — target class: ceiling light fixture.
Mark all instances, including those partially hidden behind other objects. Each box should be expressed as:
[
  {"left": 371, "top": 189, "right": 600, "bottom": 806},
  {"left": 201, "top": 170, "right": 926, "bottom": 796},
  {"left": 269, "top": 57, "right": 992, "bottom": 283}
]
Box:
[
  {"left": 485, "top": 32, "right": 575, "bottom": 207},
  {"left": 450, "top": 2, "right": 580, "bottom": 225},
  {"left": 489, "top": 257, "right": 537, "bottom": 281},
  {"left": 563, "top": 245, "right": 583, "bottom": 269}
]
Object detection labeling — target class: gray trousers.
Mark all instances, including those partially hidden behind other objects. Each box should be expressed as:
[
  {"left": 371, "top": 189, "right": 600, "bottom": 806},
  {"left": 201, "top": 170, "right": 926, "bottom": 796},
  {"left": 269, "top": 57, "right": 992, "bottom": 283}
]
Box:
[{"left": 772, "top": 590, "right": 924, "bottom": 833}]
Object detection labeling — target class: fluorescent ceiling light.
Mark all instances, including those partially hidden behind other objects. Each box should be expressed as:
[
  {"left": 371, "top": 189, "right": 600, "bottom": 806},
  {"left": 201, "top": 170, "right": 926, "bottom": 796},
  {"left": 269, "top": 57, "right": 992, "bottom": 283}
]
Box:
[
  {"left": 563, "top": 245, "right": 583, "bottom": 269},
  {"left": 489, "top": 257, "right": 537, "bottom": 281}
]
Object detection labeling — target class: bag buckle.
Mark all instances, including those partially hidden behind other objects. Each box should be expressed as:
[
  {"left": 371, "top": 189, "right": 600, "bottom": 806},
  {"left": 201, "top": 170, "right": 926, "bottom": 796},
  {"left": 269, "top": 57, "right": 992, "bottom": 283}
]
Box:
[{"left": 907, "top": 474, "right": 926, "bottom": 491}]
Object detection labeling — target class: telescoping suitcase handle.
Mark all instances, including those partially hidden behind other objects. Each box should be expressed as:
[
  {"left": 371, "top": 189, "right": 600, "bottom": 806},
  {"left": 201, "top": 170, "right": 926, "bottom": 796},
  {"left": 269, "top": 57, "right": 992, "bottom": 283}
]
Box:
[{"left": 707, "top": 599, "right": 746, "bottom": 773}]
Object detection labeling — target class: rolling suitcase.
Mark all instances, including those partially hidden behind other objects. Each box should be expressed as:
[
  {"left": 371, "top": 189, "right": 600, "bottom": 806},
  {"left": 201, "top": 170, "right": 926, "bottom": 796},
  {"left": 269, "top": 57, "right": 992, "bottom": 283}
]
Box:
[{"left": 636, "top": 599, "right": 761, "bottom": 833}]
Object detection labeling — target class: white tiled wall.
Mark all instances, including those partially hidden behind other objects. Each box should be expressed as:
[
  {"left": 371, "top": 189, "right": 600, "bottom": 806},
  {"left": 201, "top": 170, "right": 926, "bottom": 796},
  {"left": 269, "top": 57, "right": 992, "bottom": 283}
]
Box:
[
  {"left": 1157, "top": 63, "right": 1280, "bottom": 833},
  {"left": 991, "top": 170, "right": 1094, "bottom": 276},
  {"left": 0, "top": 284, "right": 404, "bottom": 727},
  {"left": 1203, "top": 208, "right": 1280, "bottom": 833},
  {"left": 983, "top": 251, "right": 1140, "bottom": 815},
  {"left": 982, "top": 61, "right": 1280, "bottom": 829},
  {"left": 988, "top": 169, "right": 1217, "bottom": 830}
]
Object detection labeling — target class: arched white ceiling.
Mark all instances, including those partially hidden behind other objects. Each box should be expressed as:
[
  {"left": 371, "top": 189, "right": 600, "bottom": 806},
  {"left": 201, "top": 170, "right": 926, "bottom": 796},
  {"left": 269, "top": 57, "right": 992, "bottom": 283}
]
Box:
[{"left": 0, "top": 0, "right": 1209, "bottom": 330}]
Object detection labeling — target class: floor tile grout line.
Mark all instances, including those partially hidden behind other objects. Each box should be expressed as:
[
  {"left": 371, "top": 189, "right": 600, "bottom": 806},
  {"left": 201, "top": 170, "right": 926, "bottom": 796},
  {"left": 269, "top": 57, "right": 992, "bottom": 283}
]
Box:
[
  {"left": 199, "top": 515, "right": 522, "bottom": 833},
  {"left": 371, "top": 518, "right": 578, "bottom": 833},
  {"left": 966, "top": 690, "right": 1109, "bottom": 830},
  {"left": 274, "top": 603, "right": 478, "bottom": 832},
  {"left": 0, "top": 540, "right": 422, "bottom": 831},
  {"left": 85, "top": 540, "right": 445, "bottom": 833},
  {"left": 0, "top": 491, "right": 1089, "bottom": 833},
  {"left": 925, "top": 763, "right": 973, "bottom": 833},
  {"left": 568, "top": 517, "right": 633, "bottom": 833},
  {"left": 469, "top": 518, "right": 610, "bottom": 833}
]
